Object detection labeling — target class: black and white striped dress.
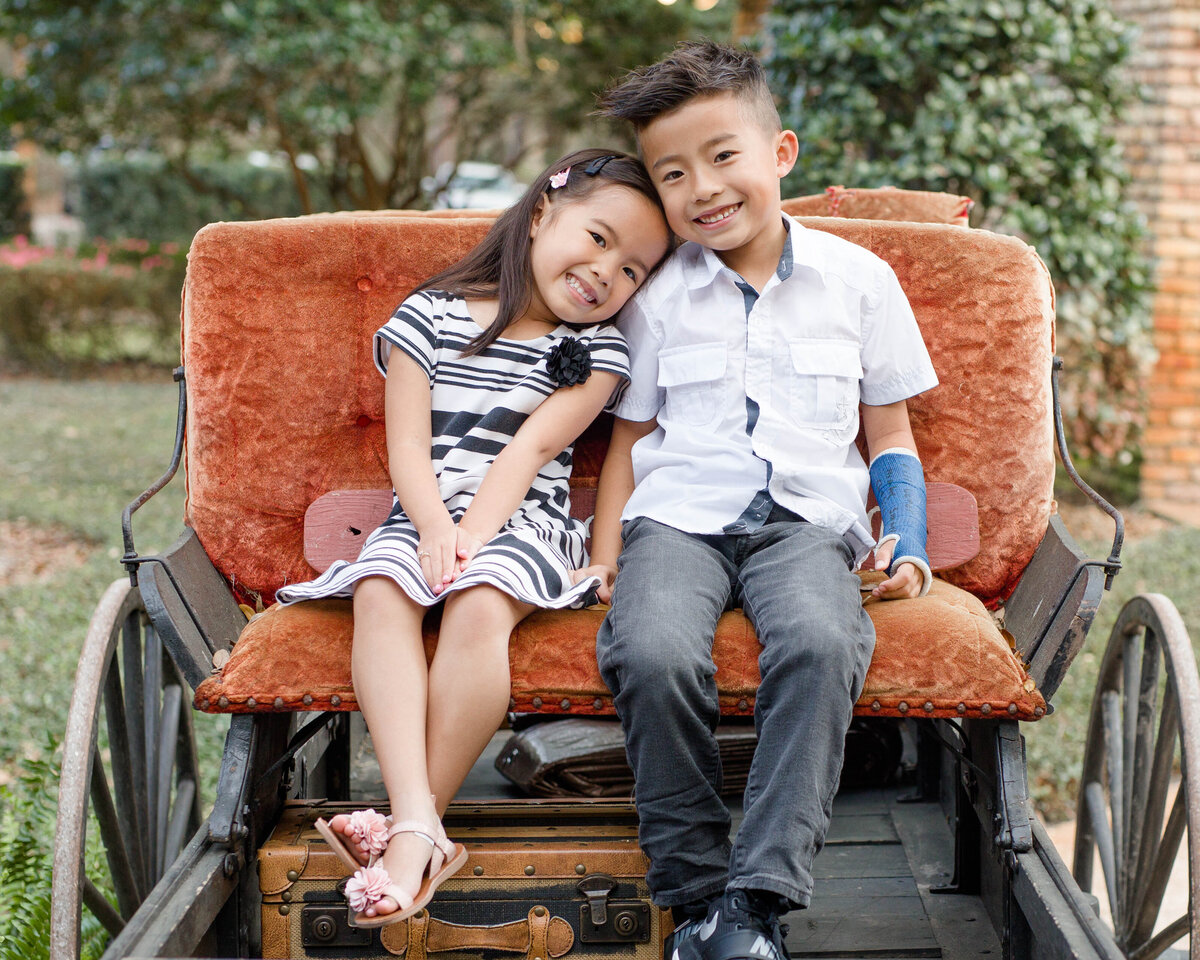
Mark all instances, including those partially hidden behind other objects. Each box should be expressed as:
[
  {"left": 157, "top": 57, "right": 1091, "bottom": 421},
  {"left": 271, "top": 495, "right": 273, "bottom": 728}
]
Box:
[{"left": 276, "top": 290, "right": 629, "bottom": 610}]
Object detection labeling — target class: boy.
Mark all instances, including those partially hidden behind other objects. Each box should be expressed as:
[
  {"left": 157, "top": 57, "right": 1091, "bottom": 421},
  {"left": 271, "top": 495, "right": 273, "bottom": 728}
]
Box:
[{"left": 580, "top": 40, "right": 939, "bottom": 960}]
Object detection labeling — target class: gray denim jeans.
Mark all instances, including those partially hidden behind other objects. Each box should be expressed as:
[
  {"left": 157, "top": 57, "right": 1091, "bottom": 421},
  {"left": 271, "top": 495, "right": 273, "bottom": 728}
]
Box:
[{"left": 596, "top": 516, "right": 875, "bottom": 910}]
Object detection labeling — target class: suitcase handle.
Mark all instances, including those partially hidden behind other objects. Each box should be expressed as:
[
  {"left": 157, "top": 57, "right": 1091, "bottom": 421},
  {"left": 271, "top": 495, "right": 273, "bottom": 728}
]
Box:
[{"left": 380, "top": 905, "right": 574, "bottom": 960}]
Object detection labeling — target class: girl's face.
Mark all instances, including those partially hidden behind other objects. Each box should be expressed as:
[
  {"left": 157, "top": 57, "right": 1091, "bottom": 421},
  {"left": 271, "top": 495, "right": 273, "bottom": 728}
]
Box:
[{"left": 526, "top": 184, "right": 670, "bottom": 328}]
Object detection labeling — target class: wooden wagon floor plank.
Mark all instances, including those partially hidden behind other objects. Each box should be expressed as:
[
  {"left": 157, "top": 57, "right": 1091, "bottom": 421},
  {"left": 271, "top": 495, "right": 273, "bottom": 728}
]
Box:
[{"left": 892, "top": 800, "right": 1003, "bottom": 960}]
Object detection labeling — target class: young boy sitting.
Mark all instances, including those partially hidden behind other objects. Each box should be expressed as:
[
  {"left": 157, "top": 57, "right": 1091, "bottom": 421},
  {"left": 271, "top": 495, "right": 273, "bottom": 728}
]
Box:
[{"left": 577, "top": 40, "right": 939, "bottom": 960}]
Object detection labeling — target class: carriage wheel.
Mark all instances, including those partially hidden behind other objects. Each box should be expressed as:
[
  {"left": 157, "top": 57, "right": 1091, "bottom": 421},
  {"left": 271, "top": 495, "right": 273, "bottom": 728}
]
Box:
[
  {"left": 50, "top": 579, "right": 204, "bottom": 960},
  {"left": 1073, "top": 593, "right": 1200, "bottom": 960}
]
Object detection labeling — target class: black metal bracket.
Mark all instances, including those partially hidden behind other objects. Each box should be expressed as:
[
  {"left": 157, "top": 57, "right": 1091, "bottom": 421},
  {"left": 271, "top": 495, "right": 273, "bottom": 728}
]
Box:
[
  {"left": 122, "top": 365, "right": 187, "bottom": 581},
  {"left": 1051, "top": 357, "right": 1123, "bottom": 590},
  {"left": 992, "top": 722, "right": 1032, "bottom": 855}
]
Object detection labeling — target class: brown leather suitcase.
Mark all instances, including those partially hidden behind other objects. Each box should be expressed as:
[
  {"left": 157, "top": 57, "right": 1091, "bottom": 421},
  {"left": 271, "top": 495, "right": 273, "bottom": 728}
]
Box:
[{"left": 259, "top": 798, "right": 670, "bottom": 960}]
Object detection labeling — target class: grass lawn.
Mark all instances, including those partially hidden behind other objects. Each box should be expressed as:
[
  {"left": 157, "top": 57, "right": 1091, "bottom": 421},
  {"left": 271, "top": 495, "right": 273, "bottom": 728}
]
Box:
[{"left": 2, "top": 374, "right": 1199, "bottom": 949}]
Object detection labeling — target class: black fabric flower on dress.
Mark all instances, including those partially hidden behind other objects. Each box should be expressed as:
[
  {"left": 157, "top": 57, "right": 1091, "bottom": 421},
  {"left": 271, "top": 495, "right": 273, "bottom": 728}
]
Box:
[{"left": 545, "top": 337, "right": 592, "bottom": 387}]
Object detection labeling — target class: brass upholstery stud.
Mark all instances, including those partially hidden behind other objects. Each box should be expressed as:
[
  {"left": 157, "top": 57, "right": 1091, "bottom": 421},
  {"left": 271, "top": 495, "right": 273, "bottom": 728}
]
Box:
[
  {"left": 286, "top": 870, "right": 299, "bottom": 881},
  {"left": 303, "top": 694, "right": 314, "bottom": 706},
  {"left": 274, "top": 697, "right": 284, "bottom": 709},
  {"left": 924, "top": 701, "right": 934, "bottom": 713},
  {"left": 218, "top": 696, "right": 230, "bottom": 709},
  {"left": 474, "top": 866, "right": 484, "bottom": 876},
  {"left": 331, "top": 694, "right": 341, "bottom": 707},
  {"left": 1034, "top": 706, "right": 1045, "bottom": 717},
  {"left": 525, "top": 865, "right": 536, "bottom": 876},
  {"left": 897, "top": 701, "right": 909, "bottom": 714},
  {"left": 532, "top": 697, "right": 543, "bottom": 709},
  {"left": 561, "top": 699, "right": 571, "bottom": 710},
  {"left": 956, "top": 703, "right": 967, "bottom": 715},
  {"left": 282, "top": 890, "right": 292, "bottom": 902},
  {"left": 1008, "top": 703, "right": 1018, "bottom": 715},
  {"left": 575, "top": 864, "right": 586, "bottom": 875},
  {"left": 534, "top": 906, "right": 547, "bottom": 917},
  {"left": 246, "top": 697, "right": 257, "bottom": 709},
  {"left": 980, "top": 703, "right": 992, "bottom": 715},
  {"left": 279, "top": 905, "right": 290, "bottom": 916},
  {"left": 593, "top": 698, "right": 603, "bottom": 710},
  {"left": 870, "top": 700, "right": 881, "bottom": 712},
  {"left": 737, "top": 699, "right": 749, "bottom": 711}
]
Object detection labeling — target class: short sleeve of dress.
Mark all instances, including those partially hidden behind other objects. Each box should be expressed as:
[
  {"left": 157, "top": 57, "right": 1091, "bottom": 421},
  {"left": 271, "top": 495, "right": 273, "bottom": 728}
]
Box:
[
  {"left": 585, "top": 325, "right": 630, "bottom": 382},
  {"left": 374, "top": 290, "right": 439, "bottom": 380}
]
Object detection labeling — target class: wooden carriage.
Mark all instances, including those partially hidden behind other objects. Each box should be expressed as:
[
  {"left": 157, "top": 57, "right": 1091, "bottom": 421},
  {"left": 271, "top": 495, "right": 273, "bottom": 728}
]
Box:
[{"left": 51, "top": 189, "right": 1200, "bottom": 960}]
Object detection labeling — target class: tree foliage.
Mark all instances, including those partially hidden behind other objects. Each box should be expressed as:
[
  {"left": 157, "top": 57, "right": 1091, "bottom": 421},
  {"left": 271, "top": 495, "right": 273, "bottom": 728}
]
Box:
[
  {"left": 1, "top": 0, "right": 728, "bottom": 214},
  {"left": 764, "top": 0, "right": 1153, "bottom": 464}
]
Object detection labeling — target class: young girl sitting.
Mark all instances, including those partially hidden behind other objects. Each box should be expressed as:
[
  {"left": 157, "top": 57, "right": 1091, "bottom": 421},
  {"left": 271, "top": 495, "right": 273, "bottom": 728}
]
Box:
[{"left": 275, "top": 149, "right": 672, "bottom": 929}]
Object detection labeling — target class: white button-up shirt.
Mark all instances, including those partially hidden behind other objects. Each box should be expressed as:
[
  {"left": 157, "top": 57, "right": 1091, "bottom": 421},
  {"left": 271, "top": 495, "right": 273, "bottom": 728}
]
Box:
[{"left": 614, "top": 215, "right": 939, "bottom": 562}]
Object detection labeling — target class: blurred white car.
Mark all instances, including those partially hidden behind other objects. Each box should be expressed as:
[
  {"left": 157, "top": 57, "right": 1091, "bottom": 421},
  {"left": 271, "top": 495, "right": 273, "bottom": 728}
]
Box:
[{"left": 425, "top": 161, "right": 527, "bottom": 210}]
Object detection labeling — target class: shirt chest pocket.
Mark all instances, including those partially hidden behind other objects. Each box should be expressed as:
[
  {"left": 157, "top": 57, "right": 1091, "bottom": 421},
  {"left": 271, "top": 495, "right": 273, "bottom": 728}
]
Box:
[
  {"left": 788, "top": 339, "right": 862, "bottom": 428},
  {"left": 658, "top": 343, "right": 727, "bottom": 427}
]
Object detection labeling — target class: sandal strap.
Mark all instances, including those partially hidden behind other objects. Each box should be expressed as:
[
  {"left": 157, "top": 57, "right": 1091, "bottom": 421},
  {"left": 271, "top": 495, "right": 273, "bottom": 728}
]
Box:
[{"left": 386, "top": 819, "right": 437, "bottom": 847}]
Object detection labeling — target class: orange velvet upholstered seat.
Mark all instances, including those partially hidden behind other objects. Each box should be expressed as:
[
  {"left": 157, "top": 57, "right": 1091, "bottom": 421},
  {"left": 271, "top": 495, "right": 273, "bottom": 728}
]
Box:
[{"left": 185, "top": 192, "right": 1053, "bottom": 721}]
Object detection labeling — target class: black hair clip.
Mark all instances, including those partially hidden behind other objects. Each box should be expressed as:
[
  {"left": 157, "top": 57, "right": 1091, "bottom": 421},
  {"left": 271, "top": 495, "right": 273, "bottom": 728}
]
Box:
[{"left": 584, "top": 154, "right": 620, "bottom": 176}]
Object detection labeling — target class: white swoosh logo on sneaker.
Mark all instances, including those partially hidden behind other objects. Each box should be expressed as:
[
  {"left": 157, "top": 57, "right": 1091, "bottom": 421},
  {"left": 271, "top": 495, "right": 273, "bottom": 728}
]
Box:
[{"left": 698, "top": 912, "right": 720, "bottom": 941}]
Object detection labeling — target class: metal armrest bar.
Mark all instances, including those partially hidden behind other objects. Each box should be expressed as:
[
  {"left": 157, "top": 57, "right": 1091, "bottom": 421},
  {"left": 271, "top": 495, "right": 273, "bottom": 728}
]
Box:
[
  {"left": 1051, "top": 356, "right": 1123, "bottom": 589},
  {"left": 122, "top": 365, "right": 187, "bottom": 577}
]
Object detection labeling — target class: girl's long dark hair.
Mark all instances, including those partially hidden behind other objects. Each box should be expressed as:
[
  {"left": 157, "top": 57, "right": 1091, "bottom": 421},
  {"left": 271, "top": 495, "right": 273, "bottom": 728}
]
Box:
[{"left": 415, "top": 148, "right": 669, "bottom": 356}]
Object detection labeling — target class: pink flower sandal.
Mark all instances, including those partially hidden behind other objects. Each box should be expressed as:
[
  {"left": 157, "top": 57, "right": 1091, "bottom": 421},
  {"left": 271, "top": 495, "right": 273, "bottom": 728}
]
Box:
[
  {"left": 344, "top": 819, "right": 468, "bottom": 929},
  {"left": 314, "top": 808, "right": 392, "bottom": 872}
]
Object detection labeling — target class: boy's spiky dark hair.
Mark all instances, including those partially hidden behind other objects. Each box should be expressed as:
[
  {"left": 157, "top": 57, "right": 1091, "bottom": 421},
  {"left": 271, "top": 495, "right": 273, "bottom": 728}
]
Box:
[{"left": 597, "top": 39, "right": 780, "bottom": 133}]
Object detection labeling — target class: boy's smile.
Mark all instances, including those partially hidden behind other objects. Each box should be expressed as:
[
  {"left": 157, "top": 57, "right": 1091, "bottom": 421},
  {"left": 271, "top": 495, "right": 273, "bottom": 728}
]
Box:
[{"left": 639, "top": 92, "right": 798, "bottom": 283}]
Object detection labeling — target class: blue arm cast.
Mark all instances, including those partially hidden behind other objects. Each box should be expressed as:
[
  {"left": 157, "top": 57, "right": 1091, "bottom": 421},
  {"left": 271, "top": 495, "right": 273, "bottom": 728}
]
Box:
[{"left": 869, "top": 449, "right": 931, "bottom": 596}]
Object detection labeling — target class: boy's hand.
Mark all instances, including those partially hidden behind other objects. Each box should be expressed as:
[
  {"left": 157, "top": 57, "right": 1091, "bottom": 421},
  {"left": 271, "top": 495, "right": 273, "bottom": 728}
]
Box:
[
  {"left": 872, "top": 539, "right": 925, "bottom": 599},
  {"left": 570, "top": 564, "right": 617, "bottom": 603}
]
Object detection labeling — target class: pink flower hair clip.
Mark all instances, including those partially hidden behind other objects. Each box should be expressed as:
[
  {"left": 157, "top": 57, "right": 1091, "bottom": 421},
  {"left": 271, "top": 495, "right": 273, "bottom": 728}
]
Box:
[{"left": 548, "top": 167, "right": 570, "bottom": 189}]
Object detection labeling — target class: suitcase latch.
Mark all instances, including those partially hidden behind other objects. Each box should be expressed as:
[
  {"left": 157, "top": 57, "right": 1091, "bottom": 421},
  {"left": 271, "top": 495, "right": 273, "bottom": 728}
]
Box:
[{"left": 576, "top": 873, "right": 617, "bottom": 925}]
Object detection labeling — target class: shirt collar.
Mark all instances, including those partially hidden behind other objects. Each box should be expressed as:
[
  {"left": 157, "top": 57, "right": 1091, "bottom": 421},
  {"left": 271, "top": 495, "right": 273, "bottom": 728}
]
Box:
[{"left": 680, "top": 214, "right": 819, "bottom": 291}]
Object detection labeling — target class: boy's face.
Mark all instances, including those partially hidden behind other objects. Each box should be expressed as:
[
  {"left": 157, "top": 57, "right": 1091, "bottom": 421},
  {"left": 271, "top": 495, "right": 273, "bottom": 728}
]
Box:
[{"left": 639, "top": 92, "right": 798, "bottom": 265}]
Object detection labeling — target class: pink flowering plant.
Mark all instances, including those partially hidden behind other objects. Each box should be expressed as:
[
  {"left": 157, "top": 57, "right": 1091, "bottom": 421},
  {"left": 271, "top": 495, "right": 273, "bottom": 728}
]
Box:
[{"left": 0, "top": 235, "right": 187, "bottom": 370}]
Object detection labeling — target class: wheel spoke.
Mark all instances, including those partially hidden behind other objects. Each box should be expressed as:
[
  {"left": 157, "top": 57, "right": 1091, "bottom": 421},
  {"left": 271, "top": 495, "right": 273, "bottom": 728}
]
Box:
[
  {"left": 81, "top": 876, "right": 125, "bottom": 939},
  {"left": 121, "top": 609, "right": 148, "bottom": 886},
  {"left": 101, "top": 647, "right": 147, "bottom": 902},
  {"left": 164, "top": 777, "right": 196, "bottom": 867},
  {"left": 1101, "top": 687, "right": 1126, "bottom": 907},
  {"left": 1134, "top": 682, "right": 1179, "bottom": 913},
  {"left": 143, "top": 620, "right": 162, "bottom": 882},
  {"left": 155, "top": 684, "right": 182, "bottom": 877},
  {"left": 1129, "top": 912, "right": 1189, "bottom": 960},
  {"left": 89, "top": 745, "right": 140, "bottom": 920},
  {"left": 1125, "top": 627, "right": 1161, "bottom": 919},
  {"left": 1086, "top": 779, "right": 1121, "bottom": 922},
  {"left": 1132, "top": 780, "right": 1186, "bottom": 944}
]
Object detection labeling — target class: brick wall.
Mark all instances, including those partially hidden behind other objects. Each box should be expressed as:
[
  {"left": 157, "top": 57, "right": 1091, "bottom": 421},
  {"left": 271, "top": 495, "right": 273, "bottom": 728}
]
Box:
[{"left": 1111, "top": 0, "right": 1200, "bottom": 521}]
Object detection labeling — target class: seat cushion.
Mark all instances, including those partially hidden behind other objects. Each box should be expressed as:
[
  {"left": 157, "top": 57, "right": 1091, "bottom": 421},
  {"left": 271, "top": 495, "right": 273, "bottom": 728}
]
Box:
[{"left": 194, "top": 574, "right": 1046, "bottom": 721}]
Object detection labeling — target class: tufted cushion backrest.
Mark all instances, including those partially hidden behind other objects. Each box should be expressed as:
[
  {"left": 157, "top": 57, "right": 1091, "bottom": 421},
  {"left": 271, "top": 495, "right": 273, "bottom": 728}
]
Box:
[{"left": 182, "top": 212, "right": 1054, "bottom": 610}]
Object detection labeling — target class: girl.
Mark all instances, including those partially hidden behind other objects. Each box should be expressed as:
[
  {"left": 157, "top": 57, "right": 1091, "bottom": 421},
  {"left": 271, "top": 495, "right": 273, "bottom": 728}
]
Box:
[{"left": 275, "top": 149, "right": 672, "bottom": 929}]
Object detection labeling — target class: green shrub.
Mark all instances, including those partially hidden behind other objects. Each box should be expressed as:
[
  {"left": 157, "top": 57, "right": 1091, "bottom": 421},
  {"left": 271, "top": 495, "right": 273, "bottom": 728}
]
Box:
[
  {"left": 0, "top": 741, "right": 112, "bottom": 960},
  {"left": 72, "top": 154, "right": 332, "bottom": 244},
  {"left": 0, "top": 237, "right": 186, "bottom": 371},
  {"left": 765, "top": 0, "right": 1154, "bottom": 469},
  {"left": 0, "top": 156, "right": 30, "bottom": 242}
]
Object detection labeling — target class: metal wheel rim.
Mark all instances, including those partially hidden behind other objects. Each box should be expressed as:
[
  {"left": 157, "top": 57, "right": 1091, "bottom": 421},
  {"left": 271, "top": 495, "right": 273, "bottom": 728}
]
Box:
[
  {"left": 1073, "top": 593, "right": 1200, "bottom": 960},
  {"left": 50, "top": 579, "right": 203, "bottom": 960}
]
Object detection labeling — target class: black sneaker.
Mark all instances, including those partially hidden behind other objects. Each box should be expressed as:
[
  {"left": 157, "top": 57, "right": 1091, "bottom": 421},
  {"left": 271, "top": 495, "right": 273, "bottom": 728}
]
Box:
[
  {"left": 664, "top": 916, "right": 706, "bottom": 960},
  {"left": 672, "top": 891, "right": 789, "bottom": 960}
]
